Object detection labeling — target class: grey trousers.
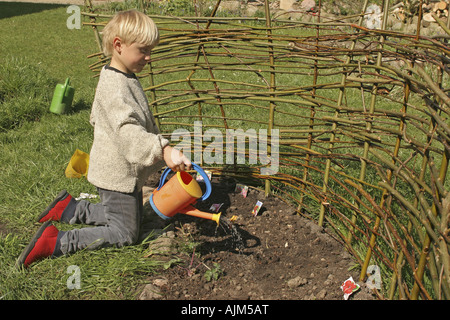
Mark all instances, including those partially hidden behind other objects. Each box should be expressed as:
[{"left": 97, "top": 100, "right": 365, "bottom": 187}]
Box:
[{"left": 59, "top": 187, "right": 143, "bottom": 255}]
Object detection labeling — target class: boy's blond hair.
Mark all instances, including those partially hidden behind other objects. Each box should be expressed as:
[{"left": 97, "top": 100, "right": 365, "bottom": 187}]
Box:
[{"left": 101, "top": 10, "right": 159, "bottom": 57}]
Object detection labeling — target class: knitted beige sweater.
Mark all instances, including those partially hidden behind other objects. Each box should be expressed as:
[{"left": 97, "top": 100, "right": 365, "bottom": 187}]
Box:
[{"left": 87, "top": 65, "right": 169, "bottom": 193}]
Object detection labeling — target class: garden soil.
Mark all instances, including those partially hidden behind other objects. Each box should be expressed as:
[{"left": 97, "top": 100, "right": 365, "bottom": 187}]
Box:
[{"left": 139, "top": 174, "right": 376, "bottom": 301}]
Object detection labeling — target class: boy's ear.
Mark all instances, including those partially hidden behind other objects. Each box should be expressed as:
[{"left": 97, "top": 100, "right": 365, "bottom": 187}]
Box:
[{"left": 112, "top": 37, "right": 123, "bottom": 54}]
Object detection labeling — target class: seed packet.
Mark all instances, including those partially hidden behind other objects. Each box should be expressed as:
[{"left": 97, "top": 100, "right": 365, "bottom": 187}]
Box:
[
  {"left": 196, "top": 170, "right": 212, "bottom": 182},
  {"left": 340, "top": 276, "right": 360, "bottom": 300},
  {"left": 252, "top": 200, "right": 263, "bottom": 216},
  {"left": 209, "top": 203, "right": 223, "bottom": 213},
  {"left": 235, "top": 184, "right": 248, "bottom": 198}
]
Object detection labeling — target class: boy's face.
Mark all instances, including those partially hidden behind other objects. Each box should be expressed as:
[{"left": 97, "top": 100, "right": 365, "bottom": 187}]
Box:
[{"left": 111, "top": 37, "right": 152, "bottom": 74}]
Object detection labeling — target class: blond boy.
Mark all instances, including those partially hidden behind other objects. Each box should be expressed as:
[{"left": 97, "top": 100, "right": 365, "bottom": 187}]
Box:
[{"left": 17, "top": 10, "right": 190, "bottom": 268}]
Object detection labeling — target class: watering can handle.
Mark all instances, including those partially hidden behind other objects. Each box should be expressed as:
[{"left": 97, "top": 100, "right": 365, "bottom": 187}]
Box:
[
  {"left": 63, "top": 78, "right": 70, "bottom": 94},
  {"left": 157, "top": 163, "right": 211, "bottom": 201}
]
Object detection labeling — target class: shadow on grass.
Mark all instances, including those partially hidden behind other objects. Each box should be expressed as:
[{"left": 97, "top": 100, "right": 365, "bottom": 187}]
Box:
[
  {"left": 0, "top": 2, "right": 65, "bottom": 20},
  {"left": 70, "top": 98, "right": 92, "bottom": 113}
]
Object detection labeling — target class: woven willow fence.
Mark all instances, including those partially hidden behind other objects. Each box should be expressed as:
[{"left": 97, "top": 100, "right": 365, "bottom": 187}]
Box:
[{"left": 82, "top": 0, "right": 449, "bottom": 300}]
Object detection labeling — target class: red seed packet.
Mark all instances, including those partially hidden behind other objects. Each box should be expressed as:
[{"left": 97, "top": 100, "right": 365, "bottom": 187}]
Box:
[{"left": 340, "top": 276, "right": 360, "bottom": 300}]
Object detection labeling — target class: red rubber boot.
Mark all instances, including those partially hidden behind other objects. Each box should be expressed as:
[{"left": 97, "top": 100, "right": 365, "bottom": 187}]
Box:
[
  {"left": 37, "top": 190, "right": 76, "bottom": 223},
  {"left": 16, "top": 221, "right": 64, "bottom": 268}
]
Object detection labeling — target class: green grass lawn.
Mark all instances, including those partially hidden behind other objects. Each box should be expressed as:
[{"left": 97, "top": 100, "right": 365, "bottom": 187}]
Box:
[{"left": 0, "top": 3, "right": 165, "bottom": 300}]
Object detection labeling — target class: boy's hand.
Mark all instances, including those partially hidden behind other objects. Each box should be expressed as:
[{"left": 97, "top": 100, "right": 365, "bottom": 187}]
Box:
[{"left": 163, "top": 145, "right": 192, "bottom": 172}]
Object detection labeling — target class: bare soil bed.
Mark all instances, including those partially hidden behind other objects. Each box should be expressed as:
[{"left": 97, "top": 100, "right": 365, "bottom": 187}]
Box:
[{"left": 140, "top": 175, "right": 376, "bottom": 301}]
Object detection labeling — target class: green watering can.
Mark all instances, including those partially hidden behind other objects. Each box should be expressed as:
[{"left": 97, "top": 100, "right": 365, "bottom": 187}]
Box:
[{"left": 49, "top": 78, "right": 75, "bottom": 114}]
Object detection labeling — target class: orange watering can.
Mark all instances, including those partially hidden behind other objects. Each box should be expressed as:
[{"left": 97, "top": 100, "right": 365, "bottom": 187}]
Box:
[{"left": 149, "top": 163, "right": 221, "bottom": 225}]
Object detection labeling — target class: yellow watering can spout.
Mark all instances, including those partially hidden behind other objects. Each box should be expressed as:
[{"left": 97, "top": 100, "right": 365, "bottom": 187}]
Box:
[{"left": 179, "top": 205, "right": 222, "bottom": 225}]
